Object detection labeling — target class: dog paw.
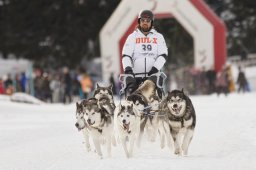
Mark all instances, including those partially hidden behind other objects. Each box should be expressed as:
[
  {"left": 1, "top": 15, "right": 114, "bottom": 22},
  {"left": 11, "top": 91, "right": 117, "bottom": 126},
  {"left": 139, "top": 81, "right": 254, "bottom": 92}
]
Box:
[
  {"left": 98, "top": 154, "right": 103, "bottom": 159},
  {"left": 183, "top": 150, "right": 188, "bottom": 156},
  {"left": 174, "top": 148, "right": 181, "bottom": 155},
  {"left": 125, "top": 153, "right": 130, "bottom": 158},
  {"left": 149, "top": 138, "right": 156, "bottom": 142},
  {"left": 160, "top": 143, "right": 165, "bottom": 149},
  {"left": 85, "top": 147, "right": 91, "bottom": 152}
]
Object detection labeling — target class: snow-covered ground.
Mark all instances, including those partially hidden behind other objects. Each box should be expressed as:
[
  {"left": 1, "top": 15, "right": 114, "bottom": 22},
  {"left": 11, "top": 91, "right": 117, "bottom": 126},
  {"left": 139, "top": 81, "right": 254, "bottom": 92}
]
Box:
[{"left": 0, "top": 92, "right": 256, "bottom": 170}]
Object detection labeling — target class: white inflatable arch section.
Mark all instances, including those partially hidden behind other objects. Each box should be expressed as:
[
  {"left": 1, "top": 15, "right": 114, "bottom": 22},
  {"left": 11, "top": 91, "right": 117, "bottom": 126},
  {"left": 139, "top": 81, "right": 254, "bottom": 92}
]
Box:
[{"left": 100, "top": 0, "right": 226, "bottom": 81}]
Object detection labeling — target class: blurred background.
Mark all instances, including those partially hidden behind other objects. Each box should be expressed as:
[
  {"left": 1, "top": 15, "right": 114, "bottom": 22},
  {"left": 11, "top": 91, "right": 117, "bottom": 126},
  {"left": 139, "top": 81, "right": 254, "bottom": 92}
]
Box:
[{"left": 0, "top": 0, "right": 255, "bottom": 103}]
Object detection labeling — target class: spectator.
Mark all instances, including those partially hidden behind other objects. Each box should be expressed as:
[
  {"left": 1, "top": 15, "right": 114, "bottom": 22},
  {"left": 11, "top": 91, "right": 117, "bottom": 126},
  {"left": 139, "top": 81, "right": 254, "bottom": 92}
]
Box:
[
  {"left": 62, "top": 67, "right": 72, "bottom": 104},
  {"left": 226, "top": 65, "right": 236, "bottom": 93},
  {"left": 215, "top": 67, "right": 229, "bottom": 96},
  {"left": 236, "top": 66, "right": 248, "bottom": 93},
  {"left": 41, "top": 72, "right": 52, "bottom": 102},
  {"left": 34, "top": 69, "right": 44, "bottom": 100},
  {"left": 240, "top": 48, "right": 248, "bottom": 61},
  {"left": 206, "top": 67, "right": 216, "bottom": 94},
  {"left": 20, "top": 72, "right": 27, "bottom": 92},
  {"left": 4, "top": 74, "right": 14, "bottom": 95},
  {"left": 14, "top": 73, "right": 22, "bottom": 92},
  {"left": 79, "top": 72, "right": 93, "bottom": 99},
  {"left": 50, "top": 74, "right": 62, "bottom": 103}
]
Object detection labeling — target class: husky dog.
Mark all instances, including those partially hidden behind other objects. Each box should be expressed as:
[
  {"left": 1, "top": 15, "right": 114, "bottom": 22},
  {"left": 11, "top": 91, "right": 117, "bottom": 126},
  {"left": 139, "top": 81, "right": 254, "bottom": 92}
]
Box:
[
  {"left": 145, "top": 95, "right": 161, "bottom": 142},
  {"left": 83, "top": 98, "right": 115, "bottom": 159},
  {"left": 114, "top": 102, "right": 140, "bottom": 158},
  {"left": 126, "top": 80, "right": 160, "bottom": 147},
  {"left": 161, "top": 89, "right": 196, "bottom": 156},
  {"left": 75, "top": 99, "right": 91, "bottom": 152},
  {"left": 126, "top": 93, "right": 147, "bottom": 116},
  {"left": 75, "top": 99, "right": 87, "bottom": 131},
  {"left": 97, "top": 96, "right": 115, "bottom": 116},
  {"left": 148, "top": 95, "right": 172, "bottom": 149},
  {"left": 94, "top": 83, "right": 115, "bottom": 115}
]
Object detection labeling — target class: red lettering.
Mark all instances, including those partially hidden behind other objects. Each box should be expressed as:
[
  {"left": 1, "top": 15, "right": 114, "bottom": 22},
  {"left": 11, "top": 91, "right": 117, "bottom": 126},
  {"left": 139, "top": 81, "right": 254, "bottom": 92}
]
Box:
[
  {"left": 136, "top": 38, "right": 140, "bottom": 43},
  {"left": 141, "top": 37, "right": 145, "bottom": 43},
  {"left": 146, "top": 37, "right": 151, "bottom": 43},
  {"left": 153, "top": 38, "right": 157, "bottom": 44},
  {"left": 136, "top": 37, "right": 157, "bottom": 44}
]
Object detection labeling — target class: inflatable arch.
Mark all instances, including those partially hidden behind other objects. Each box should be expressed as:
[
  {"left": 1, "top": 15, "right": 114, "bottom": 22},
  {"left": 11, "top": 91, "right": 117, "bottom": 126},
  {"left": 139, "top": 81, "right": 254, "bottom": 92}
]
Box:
[{"left": 100, "top": 0, "right": 226, "bottom": 81}]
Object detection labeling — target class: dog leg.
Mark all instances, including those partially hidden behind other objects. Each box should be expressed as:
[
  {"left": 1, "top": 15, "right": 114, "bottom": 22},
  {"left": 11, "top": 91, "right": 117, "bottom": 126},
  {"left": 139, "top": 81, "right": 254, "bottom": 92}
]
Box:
[
  {"left": 106, "top": 135, "right": 112, "bottom": 158},
  {"left": 82, "top": 129, "right": 91, "bottom": 152},
  {"left": 159, "top": 129, "right": 165, "bottom": 149},
  {"left": 172, "top": 131, "right": 182, "bottom": 155},
  {"left": 137, "top": 117, "right": 146, "bottom": 147},
  {"left": 137, "top": 129, "right": 144, "bottom": 148},
  {"left": 111, "top": 134, "right": 117, "bottom": 146},
  {"left": 128, "top": 135, "right": 136, "bottom": 158},
  {"left": 121, "top": 137, "right": 130, "bottom": 158},
  {"left": 182, "top": 128, "right": 194, "bottom": 156},
  {"left": 158, "top": 121, "right": 166, "bottom": 149},
  {"left": 150, "top": 114, "right": 159, "bottom": 142},
  {"left": 163, "top": 121, "right": 173, "bottom": 151},
  {"left": 147, "top": 122, "right": 156, "bottom": 142},
  {"left": 92, "top": 136, "right": 103, "bottom": 159}
]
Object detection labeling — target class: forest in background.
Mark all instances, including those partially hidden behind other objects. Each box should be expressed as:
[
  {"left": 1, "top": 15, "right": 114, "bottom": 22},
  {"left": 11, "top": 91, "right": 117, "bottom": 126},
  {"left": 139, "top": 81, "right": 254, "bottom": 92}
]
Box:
[{"left": 0, "top": 0, "right": 255, "bottom": 68}]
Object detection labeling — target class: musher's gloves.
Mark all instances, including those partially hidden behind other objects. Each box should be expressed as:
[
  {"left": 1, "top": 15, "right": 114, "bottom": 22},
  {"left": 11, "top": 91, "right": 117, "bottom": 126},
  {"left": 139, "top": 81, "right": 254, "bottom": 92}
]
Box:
[
  {"left": 148, "top": 66, "right": 158, "bottom": 76},
  {"left": 124, "top": 67, "right": 135, "bottom": 77}
]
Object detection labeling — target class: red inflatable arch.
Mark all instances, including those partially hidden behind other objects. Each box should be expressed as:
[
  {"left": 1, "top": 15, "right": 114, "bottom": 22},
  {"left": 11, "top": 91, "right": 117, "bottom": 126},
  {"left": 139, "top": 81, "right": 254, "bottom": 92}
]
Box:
[{"left": 100, "top": 0, "right": 226, "bottom": 81}]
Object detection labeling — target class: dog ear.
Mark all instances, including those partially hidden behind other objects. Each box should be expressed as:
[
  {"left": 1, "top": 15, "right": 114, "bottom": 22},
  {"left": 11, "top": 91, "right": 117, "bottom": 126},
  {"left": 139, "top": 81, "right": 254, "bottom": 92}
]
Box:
[
  {"left": 121, "top": 104, "right": 125, "bottom": 110},
  {"left": 76, "top": 102, "right": 79, "bottom": 108},
  {"left": 96, "top": 83, "right": 100, "bottom": 89},
  {"left": 181, "top": 88, "right": 189, "bottom": 97},
  {"left": 108, "top": 83, "right": 113, "bottom": 90}
]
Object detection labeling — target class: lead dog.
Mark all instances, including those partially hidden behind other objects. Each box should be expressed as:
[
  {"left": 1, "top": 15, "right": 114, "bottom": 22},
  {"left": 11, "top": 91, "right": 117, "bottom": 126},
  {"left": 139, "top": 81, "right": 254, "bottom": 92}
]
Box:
[
  {"left": 114, "top": 102, "right": 140, "bottom": 158},
  {"left": 161, "top": 89, "right": 196, "bottom": 156},
  {"left": 126, "top": 80, "right": 170, "bottom": 148},
  {"left": 83, "top": 98, "right": 115, "bottom": 159}
]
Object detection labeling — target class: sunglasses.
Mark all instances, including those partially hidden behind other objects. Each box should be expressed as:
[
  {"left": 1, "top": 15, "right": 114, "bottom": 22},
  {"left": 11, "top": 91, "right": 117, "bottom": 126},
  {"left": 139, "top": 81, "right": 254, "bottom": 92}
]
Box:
[{"left": 141, "top": 18, "right": 151, "bottom": 23}]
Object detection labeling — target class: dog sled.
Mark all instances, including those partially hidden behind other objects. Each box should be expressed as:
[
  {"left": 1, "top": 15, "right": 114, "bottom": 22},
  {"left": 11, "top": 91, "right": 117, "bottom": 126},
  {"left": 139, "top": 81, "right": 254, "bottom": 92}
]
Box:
[
  {"left": 119, "top": 72, "right": 167, "bottom": 96},
  {"left": 118, "top": 72, "right": 167, "bottom": 117}
]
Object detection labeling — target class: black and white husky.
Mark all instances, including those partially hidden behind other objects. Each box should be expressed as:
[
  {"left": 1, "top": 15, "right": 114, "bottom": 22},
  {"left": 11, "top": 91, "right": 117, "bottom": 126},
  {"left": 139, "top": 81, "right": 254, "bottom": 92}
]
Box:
[
  {"left": 114, "top": 102, "right": 140, "bottom": 158},
  {"left": 75, "top": 99, "right": 91, "bottom": 152},
  {"left": 94, "top": 83, "right": 115, "bottom": 115},
  {"left": 83, "top": 98, "right": 115, "bottom": 159},
  {"left": 126, "top": 80, "right": 170, "bottom": 149},
  {"left": 161, "top": 89, "right": 196, "bottom": 156}
]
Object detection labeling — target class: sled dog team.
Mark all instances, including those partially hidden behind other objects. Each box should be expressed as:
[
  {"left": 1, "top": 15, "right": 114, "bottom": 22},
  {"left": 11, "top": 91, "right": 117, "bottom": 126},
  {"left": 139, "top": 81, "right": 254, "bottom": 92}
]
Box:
[{"left": 75, "top": 80, "right": 196, "bottom": 159}]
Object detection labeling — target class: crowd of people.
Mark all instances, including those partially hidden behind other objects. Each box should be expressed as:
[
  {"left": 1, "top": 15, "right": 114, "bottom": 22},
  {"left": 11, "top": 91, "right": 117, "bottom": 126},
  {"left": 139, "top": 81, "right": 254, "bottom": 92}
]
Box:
[
  {"left": 0, "top": 64, "right": 250, "bottom": 103},
  {"left": 173, "top": 64, "right": 250, "bottom": 96},
  {"left": 0, "top": 66, "right": 95, "bottom": 103}
]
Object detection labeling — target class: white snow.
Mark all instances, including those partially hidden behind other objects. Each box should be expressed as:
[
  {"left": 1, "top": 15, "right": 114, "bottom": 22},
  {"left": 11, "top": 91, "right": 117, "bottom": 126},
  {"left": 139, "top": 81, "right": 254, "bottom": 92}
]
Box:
[{"left": 0, "top": 92, "right": 256, "bottom": 170}]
